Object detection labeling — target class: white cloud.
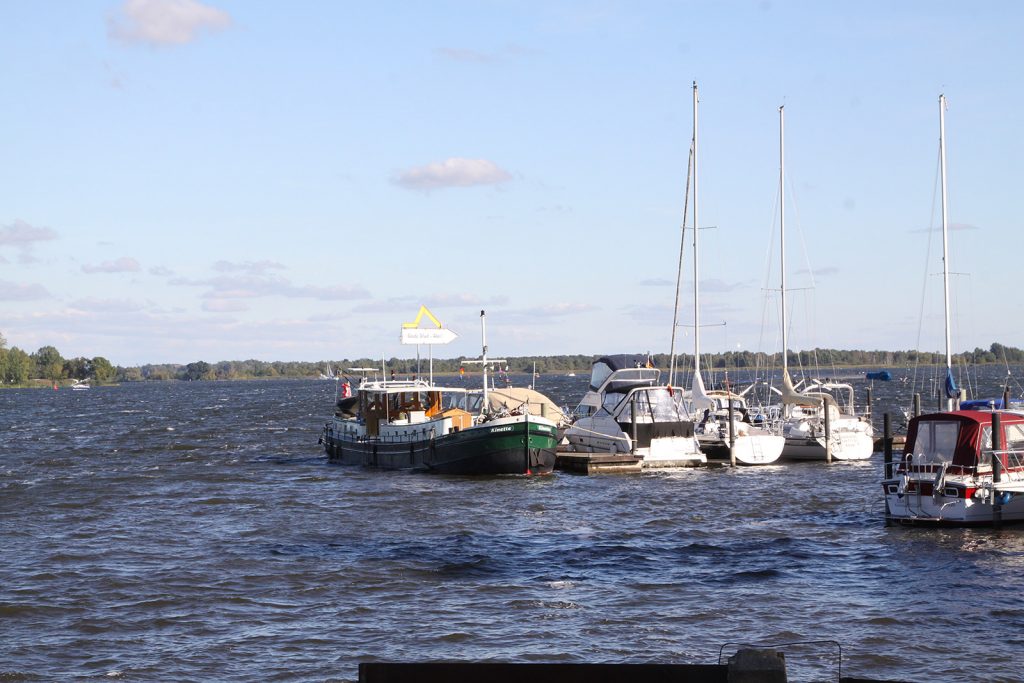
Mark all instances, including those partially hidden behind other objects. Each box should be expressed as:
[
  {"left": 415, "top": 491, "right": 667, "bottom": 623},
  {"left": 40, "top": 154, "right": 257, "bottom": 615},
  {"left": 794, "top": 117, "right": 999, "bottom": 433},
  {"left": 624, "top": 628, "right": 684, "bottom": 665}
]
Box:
[
  {"left": 149, "top": 265, "right": 174, "bottom": 276},
  {"left": 173, "top": 271, "right": 370, "bottom": 302},
  {"left": 0, "top": 279, "right": 52, "bottom": 301},
  {"left": 0, "top": 219, "right": 58, "bottom": 247},
  {"left": 394, "top": 158, "right": 512, "bottom": 191},
  {"left": 108, "top": 0, "right": 231, "bottom": 46},
  {"left": 212, "top": 259, "right": 286, "bottom": 274},
  {"left": 202, "top": 299, "right": 249, "bottom": 313},
  {"left": 68, "top": 298, "right": 148, "bottom": 313},
  {"left": 82, "top": 257, "right": 142, "bottom": 274}
]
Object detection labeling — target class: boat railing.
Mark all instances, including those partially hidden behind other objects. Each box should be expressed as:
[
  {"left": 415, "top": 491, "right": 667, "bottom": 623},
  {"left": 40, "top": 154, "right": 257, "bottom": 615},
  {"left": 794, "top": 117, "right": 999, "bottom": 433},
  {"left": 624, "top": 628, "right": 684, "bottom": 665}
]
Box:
[{"left": 988, "top": 449, "right": 1024, "bottom": 476}]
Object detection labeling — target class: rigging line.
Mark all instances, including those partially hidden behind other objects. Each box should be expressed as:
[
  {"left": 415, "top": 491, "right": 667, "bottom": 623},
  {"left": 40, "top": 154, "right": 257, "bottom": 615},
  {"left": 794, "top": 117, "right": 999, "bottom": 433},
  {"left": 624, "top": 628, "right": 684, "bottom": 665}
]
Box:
[
  {"left": 669, "top": 140, "right": 696, "bottom": 386},
  {"left": 783, "top": 151, "right": 817, "bottom": 291},
  {"left": 911, "top": 143, "right": 943, "bottom": 400}
]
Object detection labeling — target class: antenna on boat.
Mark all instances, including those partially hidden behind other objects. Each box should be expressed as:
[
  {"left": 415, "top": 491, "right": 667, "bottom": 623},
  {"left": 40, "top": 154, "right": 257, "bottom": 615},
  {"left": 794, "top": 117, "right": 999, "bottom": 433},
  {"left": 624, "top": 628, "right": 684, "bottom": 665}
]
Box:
[
  {"left": 480, "top": 310, "right": 488, "bottom": 412},
  {"left": 938, "top": 94, "right": 956, "bottom": 411}
]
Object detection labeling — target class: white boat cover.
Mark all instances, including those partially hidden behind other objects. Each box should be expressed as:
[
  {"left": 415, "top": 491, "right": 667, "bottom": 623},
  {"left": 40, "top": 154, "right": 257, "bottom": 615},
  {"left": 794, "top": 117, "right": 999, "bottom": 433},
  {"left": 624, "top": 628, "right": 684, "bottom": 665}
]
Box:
[{"left": 485, "top": 387, "right": 566, "bottom": 423}]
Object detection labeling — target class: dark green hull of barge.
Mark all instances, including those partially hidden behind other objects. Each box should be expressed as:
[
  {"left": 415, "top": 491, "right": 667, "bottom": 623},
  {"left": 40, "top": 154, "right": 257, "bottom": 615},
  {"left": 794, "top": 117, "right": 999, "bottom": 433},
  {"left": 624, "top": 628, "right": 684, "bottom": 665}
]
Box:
[{"left": 324, "top": 418, "right": 557, "bottom": 475}]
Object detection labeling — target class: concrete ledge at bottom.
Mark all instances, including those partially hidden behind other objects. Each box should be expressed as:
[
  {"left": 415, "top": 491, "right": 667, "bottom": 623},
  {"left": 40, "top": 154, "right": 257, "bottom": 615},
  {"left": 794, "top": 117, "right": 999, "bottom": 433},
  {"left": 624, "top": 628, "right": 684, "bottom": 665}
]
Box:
[
  {"left": 727, "top": 649, "right": 786, "bottom": 683},
  {"left": 359, "top": 662, "right": 729, "bottom": 683}
]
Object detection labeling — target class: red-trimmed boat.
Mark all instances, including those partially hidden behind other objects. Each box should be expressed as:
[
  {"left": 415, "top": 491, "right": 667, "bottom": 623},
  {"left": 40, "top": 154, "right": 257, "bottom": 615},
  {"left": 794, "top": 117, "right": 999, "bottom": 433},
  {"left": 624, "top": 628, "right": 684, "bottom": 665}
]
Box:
[{"left": 882, "top": 410, "right": 1024, "bottom": 525}]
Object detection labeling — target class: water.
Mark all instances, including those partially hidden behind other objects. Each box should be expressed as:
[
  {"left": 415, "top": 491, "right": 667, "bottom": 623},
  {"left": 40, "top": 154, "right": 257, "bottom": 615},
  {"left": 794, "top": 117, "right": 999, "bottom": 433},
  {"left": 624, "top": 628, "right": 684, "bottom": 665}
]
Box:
[{"left": 3, "top": 370, "right": 1024, "bottom": 682}]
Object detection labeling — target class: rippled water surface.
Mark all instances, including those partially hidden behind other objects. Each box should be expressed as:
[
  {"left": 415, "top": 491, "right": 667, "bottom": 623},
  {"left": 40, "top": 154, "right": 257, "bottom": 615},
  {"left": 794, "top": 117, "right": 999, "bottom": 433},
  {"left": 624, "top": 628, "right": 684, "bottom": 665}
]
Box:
[{"left": 3, "top": 371, "right": 1024, "bottom": 682}]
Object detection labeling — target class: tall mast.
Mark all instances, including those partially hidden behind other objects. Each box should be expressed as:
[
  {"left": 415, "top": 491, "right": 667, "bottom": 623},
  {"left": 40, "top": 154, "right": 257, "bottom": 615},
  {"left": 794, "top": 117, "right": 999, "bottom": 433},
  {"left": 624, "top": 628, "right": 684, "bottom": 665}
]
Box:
[
  {"left": 938, "top": 94, "right": 953, "bottom": 409},
  {"left": 692, "top": 82, "right": 701, "bottom": 375},
  {"left": 779, "top": 105, "right": 788, "bottom": 378}
]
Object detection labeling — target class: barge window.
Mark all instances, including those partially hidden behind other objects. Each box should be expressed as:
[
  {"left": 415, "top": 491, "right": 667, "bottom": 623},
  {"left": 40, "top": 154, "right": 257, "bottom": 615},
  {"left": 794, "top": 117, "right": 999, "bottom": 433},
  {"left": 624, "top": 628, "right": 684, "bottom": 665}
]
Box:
[{"left": 912, "top": 420, "right": 960, "bottom": 465}]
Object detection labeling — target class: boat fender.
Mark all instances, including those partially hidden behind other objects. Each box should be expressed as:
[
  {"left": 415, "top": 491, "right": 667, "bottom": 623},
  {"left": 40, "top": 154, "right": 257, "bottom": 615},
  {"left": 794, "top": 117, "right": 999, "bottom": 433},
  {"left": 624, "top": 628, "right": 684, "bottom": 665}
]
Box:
[
  {"left": 932, "top": 464, "right": 947, "bottom": 499},
  {"left": 998, "top": 492, "right": 1013, "bottom": 506}
]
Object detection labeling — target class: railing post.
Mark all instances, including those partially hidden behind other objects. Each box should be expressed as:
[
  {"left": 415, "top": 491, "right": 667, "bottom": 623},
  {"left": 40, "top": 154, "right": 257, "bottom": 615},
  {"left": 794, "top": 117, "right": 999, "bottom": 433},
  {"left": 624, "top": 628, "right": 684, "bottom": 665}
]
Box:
[{"left": 913, "top": 393, "right": 921, "bottom": 418}]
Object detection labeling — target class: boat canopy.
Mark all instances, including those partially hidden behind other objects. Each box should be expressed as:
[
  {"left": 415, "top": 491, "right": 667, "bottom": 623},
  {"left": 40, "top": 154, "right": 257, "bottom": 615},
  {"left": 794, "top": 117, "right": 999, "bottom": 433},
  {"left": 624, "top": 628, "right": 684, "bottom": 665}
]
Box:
[{"left": 904, "top": 410, "right": 1024, "bottom": 467}]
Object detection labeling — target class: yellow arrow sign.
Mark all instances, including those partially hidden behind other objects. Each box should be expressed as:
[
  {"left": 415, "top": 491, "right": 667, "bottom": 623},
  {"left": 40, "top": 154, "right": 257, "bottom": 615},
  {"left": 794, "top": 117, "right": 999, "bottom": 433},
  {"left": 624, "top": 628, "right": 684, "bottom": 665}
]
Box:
[{"left": 402, "top": 305, "right": 442, "bottom": 329}]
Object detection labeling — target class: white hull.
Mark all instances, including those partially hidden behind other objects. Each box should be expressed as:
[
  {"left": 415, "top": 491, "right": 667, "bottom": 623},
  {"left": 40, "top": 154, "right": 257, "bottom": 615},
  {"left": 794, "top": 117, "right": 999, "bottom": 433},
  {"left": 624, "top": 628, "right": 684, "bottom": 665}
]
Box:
[
  {"left": 782, "top": 431, "right": 874, "bottom": 461},
  {"left": 884, "top": 471, "right": 1024, "bottom": 524},
  {"left": 698, "top": 433, "right": 785, "bottom": 465}
]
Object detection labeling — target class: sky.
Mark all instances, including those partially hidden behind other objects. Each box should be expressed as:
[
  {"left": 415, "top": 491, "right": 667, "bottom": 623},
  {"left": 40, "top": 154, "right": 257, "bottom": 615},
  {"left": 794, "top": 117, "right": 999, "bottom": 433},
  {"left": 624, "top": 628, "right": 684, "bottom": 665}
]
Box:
[{"left": 1, "top": 1, "right": 1021, "bottom": 367}]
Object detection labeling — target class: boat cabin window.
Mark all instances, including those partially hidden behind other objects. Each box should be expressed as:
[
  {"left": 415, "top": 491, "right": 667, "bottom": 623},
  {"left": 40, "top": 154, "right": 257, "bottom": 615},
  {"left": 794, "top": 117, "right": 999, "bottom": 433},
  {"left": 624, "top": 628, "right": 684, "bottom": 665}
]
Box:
[
  {"left": 573, "top": 403, "right": 595, "bottom": 419},
  {"left": 1004, "top": 424, "right": 1024, "bottom": 451},
  {"left": 614, "top": 388, "right": 684, "bottom": 421},
  {"left": 445, "top": 392, "right": 482, "bottom": 414},
  {"left": 912, "top": 420, "right": 960, "bottom": 465}
]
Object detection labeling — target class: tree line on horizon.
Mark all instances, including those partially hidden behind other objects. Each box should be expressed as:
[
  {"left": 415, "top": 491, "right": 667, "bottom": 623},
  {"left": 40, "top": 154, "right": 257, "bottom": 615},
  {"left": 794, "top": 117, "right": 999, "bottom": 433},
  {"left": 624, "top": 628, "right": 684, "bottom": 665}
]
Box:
[{"left": 1, "top": 332, "right": 1021, "bottom": 384}]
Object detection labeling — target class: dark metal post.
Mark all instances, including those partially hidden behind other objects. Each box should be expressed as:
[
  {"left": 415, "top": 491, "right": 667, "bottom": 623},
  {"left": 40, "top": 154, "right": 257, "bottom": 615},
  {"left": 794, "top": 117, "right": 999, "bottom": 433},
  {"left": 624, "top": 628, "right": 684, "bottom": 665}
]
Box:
[
  {"left": 883, "top": 412, "right": 893, "bottom": 525},
  {"left": 866, "top": 386, "right": 873, "bottom": 422},
  {"left": 913, "top": 393, "right": 921, "bottom": 418},
  {"left": 728, "top": 398, "right": 736, "bottom": 467},
  {"left": 1004, "top": 389, "right": 1011, "bottom": 410},
  {"left": 824, "top": 401, "right": 832, "bottom": 463},
  {"left": 992, "top": 412, "right": 1003, "bottom": 529},
  {"left": 630, "top": 394, "right": 638, "bottom": 455}
]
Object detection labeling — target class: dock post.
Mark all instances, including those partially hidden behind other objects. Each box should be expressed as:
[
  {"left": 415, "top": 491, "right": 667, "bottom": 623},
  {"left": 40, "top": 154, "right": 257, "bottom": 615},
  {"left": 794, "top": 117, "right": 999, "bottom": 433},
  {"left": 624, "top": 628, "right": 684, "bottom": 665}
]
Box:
[
  {"left": 992, "top": 412, "right": 1003, "bottom": 529},
  {"left": 866, "top": 386, "right": 873, "bottom": 423},
  {"left": 630, "top": 394, "right": 638, "bottom": 455},
  {"left": 824, "top": 400, "right": 832, "bottom": 463},
  {"left": 913, "top": 393, "right": 921, "bottom": 418},
  {"left": 883, "top": 413, "right": 893, "bottom": 526},
  {"left": 1004, "top": 389, "right": 1011, "bottom": 409},
  {"left": 728, "top": 396, "right": 736, "bottom": 467}
]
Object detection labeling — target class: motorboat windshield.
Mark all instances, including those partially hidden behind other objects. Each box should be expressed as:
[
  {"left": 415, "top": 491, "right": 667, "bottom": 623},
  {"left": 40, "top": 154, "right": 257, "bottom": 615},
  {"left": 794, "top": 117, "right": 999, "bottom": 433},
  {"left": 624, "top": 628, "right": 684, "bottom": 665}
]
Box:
[{"left": 589, "top": 355, "right": 660, "bottom": 393}]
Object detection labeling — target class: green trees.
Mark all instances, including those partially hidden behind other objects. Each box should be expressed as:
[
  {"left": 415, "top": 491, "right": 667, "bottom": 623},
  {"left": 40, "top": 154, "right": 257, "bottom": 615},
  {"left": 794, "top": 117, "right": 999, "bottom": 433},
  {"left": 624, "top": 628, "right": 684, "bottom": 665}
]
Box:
[
  {"left": 91, "top": 357, "right": 115, "bottom": 383},
  {"left": 33, "top": 346, "right": 65, "bottom": 381}
]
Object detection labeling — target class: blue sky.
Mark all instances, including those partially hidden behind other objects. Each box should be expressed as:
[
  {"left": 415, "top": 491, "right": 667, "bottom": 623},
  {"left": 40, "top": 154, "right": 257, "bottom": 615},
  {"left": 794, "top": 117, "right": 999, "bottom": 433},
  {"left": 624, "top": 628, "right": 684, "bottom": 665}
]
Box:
[{"left": 1, "top": 1, "right": 1021, "bottom": 366}]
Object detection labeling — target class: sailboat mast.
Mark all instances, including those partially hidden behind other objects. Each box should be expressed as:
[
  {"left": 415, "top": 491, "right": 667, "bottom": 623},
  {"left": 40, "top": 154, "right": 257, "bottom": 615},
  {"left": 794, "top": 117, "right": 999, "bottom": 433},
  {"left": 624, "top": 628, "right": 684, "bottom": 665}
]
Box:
[
  {"left": 779, "top": 105, "right": 788, "bottom": 377},
  {"left": 692, "top": 81, "right": 701, "bottom": 375},
  {"left": 938, "top": 94, "right": 954, "bottom": 407}
]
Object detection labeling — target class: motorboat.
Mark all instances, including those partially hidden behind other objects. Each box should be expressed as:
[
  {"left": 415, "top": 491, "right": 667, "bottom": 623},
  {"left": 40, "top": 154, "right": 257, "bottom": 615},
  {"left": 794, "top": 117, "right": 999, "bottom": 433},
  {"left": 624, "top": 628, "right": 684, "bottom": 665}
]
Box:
[
  {"left": 564, "top": 355, "right": 705, "bottom": 468},
  {"left": 320, "top": 311, "right": 558, "bottom": 475},
  {"left": 882, "top": 410, "right": 1024, "bottom": 524},
  {"left": 71, "top": 379, "right": 90, "bottom": 391}
]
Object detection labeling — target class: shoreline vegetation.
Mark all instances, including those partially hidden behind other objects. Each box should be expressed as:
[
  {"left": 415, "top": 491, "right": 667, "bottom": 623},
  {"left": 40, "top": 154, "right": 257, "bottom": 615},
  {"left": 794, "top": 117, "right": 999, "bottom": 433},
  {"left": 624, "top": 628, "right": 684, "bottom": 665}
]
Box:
[{"left": 1, "top": 332, "right": 1021, "bottom": 387}]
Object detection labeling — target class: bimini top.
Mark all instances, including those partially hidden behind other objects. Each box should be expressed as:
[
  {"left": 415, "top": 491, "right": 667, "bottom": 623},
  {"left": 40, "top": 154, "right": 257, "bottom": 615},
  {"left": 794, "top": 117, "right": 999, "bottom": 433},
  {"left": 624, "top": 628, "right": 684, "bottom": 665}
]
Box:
[
  {"left": 589, "top": 355, "right": 659, "bottom": 393},
  {"left": 905, "top": 410, "right": 1024, "bottom": 468}
]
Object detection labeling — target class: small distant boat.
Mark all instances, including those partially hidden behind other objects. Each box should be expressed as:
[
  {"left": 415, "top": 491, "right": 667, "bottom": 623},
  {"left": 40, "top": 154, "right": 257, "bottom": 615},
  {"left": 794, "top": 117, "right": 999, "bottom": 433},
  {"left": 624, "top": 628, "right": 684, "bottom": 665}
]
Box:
[
  {"left": 71, "top": 380, "right": 90, "bottom": 391},
  {"left": 319, "top": 364, "right": 337, "bottom": 380},
  {"left": 566, "top": 372, "right": 576, "bottom": 377},
  {"left": 866, "top": 370, "right": 893, "bottom": 382}
]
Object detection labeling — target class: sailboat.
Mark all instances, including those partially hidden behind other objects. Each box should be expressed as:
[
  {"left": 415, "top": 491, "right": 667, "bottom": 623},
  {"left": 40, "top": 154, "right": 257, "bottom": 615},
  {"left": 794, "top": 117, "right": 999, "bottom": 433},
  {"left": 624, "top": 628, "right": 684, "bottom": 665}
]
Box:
[
  {"left": 677, "top": 83, "right": 783, "bottom": 465},
  {"left": 772, "top": 105, "right": 874, "bottom": 461},
  {"left": 881, "top": 95, "right": 1024, "bottom": 524}
]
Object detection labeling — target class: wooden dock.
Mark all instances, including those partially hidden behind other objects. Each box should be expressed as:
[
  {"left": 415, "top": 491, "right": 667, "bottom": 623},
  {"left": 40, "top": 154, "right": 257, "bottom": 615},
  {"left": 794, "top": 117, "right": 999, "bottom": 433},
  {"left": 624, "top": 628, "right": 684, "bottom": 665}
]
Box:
[{"left": 555, "top": 450, "right": 644, "bottom": 474}]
